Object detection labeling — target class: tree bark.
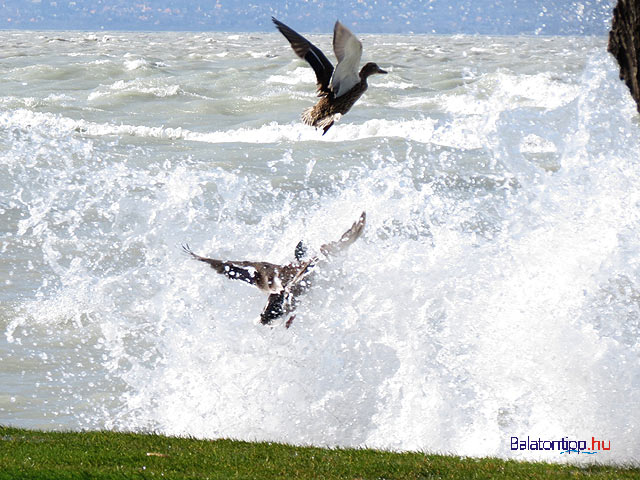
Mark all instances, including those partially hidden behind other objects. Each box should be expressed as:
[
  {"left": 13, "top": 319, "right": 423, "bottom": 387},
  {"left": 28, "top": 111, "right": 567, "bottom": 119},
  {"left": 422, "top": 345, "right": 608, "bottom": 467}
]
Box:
[{"left": 608, "top": 0, "right": 640, "bottom": 113}]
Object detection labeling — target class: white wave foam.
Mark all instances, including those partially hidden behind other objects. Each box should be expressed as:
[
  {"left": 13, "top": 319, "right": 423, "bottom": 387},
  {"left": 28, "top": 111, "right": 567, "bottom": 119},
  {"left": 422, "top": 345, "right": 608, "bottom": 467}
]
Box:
[
  {"left": 88, "top": 79, "right": 181, "bottom": 101},
  {"left": 377, "top": 80, "right": 417, "bottom": 90},
  {"left": 520, "top": 134, "right": 557, "bottom": 154},
  {"left": 440, "top": 71, "right": 581, "bottom": 116},
  {"left": 1, "top": 109, "right": 479, "bottom": 149},
  {"left": 123, "top": 58, "right": 148, "bottom": 71},
  {"left": 266, "top": 67, "right": 315, "bottom": 86}
]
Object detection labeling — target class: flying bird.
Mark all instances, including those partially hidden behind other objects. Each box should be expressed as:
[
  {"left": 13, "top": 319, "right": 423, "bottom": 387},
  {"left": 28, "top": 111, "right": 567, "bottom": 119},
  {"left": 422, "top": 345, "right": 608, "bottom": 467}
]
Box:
[
  {"left": 272, "top": 17, "right": 387, "bottom": 134},
  {"left": 183, "top": 212, "right": 366, "bottom": 327}
]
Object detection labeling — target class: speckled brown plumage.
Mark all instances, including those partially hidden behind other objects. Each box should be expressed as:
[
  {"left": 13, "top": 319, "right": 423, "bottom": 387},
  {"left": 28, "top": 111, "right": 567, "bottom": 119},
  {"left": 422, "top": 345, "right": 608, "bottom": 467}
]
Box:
[
  {"left": 183, "top": 211, "right": 366, "bottom": 326},
  {"left": 302, "top": 63, "right": 386, "bottom": 134},
  {"left": 273, "top": 17, "right": 387, "bottom": 134}
]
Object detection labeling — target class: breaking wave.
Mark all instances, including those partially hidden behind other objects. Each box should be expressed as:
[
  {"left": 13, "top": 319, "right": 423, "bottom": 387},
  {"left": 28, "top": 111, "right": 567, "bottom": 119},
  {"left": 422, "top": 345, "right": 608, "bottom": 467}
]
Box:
[{"left": 1, "top": 31, "right": 638, "bottom": 465}]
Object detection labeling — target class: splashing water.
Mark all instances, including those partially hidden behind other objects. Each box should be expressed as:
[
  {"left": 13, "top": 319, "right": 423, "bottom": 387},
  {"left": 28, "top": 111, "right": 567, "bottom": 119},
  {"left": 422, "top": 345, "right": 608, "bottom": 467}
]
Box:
[{"left": 0, "top": 31, "right": 638, "bottom": 464}]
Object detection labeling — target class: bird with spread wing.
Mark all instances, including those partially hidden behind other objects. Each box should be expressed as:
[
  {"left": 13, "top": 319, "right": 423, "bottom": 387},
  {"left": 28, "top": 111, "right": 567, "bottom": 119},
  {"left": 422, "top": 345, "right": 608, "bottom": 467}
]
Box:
[
  {"left": 183, "top": 212, "right": 366, "bottom": 327},
  {"left": 272, "top": 17, "right": 387, "bottom": 134}
]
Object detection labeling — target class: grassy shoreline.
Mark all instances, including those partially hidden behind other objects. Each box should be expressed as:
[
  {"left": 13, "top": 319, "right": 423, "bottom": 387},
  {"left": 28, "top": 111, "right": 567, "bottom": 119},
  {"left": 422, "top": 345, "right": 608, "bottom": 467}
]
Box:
[{"left": 1, "top": 426, "right": 638, "bottom": 479}]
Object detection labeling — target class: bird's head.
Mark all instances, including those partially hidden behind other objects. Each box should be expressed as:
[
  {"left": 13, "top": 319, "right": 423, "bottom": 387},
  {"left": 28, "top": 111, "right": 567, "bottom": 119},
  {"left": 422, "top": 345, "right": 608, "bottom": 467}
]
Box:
[
  {"left": 359, "top": 62, "right": 387, "bottom": 78},
  {"left": 294, "top": 240, "right": 308, "bottom": 261}
]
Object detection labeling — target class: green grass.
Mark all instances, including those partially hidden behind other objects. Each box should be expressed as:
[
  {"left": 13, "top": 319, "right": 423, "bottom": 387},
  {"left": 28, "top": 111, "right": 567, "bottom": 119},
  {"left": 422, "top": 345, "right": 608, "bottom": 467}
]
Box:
[{"left": 0, "top": 426, "right": 638, "bottom": 479}]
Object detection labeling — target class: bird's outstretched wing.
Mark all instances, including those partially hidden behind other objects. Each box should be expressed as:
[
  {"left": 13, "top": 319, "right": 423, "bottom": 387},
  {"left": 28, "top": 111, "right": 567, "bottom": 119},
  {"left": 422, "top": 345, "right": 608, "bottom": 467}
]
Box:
[
  {"left": 259, "top": 212, "right": 366, "bottom": 325},
  {"left": 329, "top": 21, "right": 363, "bottom": 97},
  {"left": 320, "top": 211, "right": 366, "bottom": 257},
  {"left": 183, "top": 244, "right": 269, "bottom": 287},
  {"left": 272, "top": 17, "right": 334, "bottom": 96}
]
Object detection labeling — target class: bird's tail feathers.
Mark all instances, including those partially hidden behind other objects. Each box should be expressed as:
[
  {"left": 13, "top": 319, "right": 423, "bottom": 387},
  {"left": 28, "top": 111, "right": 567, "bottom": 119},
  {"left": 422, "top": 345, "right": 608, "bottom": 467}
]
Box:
[
  {"left": 301, "top": 108, "right": 339, "bottom": 135},
  {"left": 301, "top": 107, "right": 316, "bottom": 126}
]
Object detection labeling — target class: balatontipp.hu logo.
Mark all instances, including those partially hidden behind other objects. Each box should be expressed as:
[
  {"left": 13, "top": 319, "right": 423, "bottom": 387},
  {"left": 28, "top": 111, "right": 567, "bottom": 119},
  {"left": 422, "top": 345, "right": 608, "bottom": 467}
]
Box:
[{"left": 510, "top": 436, "right": 611, "bottom": 455}]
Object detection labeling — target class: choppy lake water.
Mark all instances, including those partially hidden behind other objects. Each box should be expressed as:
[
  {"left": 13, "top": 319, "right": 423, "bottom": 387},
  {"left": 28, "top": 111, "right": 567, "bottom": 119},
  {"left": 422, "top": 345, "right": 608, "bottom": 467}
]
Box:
[{"left": 1, "top": 30, "right": 639, "bottom": 464}]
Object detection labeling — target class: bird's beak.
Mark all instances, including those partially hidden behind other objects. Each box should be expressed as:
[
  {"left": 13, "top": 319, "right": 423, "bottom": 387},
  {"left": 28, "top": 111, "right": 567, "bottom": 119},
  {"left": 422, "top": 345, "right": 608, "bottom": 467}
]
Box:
[{"left": 377, "top": 67, "right": 388, "bottom": 74}]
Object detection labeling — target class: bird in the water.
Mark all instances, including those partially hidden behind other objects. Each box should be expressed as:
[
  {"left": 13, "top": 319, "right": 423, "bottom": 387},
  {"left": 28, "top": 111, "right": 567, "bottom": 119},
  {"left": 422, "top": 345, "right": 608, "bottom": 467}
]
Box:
[
  {"left": 272, "top": 17, "right": 387, "bottom": 134},
  {"left": 183, "top": 212, "right": 366, "bottom": 327}
]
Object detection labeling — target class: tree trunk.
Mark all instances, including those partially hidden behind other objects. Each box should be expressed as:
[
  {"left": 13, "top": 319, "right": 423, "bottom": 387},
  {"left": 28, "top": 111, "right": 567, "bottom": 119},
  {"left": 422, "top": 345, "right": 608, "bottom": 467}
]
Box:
[{"left": 609, "top": 0, "right": 640, "bottom": 113}]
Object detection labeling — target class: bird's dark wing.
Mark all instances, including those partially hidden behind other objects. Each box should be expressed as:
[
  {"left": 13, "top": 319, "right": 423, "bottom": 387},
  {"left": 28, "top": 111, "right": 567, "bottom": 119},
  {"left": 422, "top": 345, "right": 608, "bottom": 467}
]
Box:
[
  {"left": 183, "top": 244, "right": 265, "bottom": 287},
  {"left": 260, "top": 291, "right": 286, "bottom": 325},
  {"left": 320, "top": 211, "right": 366, "bottom": 257},
  {"left": 272, "top": 17, "right": 334, "bottom": 95}
]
